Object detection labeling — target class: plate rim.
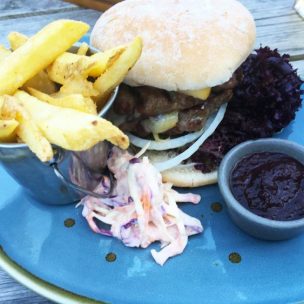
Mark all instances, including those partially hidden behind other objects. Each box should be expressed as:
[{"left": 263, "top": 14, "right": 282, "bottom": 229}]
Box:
[{"left": 0, "top": 246, "right": 107, "bottom": 304}]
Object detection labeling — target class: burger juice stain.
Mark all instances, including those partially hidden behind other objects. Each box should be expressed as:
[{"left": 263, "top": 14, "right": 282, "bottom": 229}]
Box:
[
  {"left": 64, "top": 218, "right": 75, "bottom": 228},
  {"left": 211, "top": 202, "right": 223, "bottom": 213},
  {"left": 106, "top": 252, "right": 117, "bottom": 262},
  {"left": 229, "top": 252, "right": 242, "bottom": 264}
]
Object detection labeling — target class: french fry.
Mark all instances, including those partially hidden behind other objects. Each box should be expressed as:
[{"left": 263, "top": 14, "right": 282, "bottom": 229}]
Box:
[
  {"left": 51, "top": 94, "right": 97, "bottom": 114},
  {"left": 23, "top": 71, "right": 57, "bottom": 94},
  {"left": 0, "top": 19, "right": 89, "bottom": 95},
  {"left": 93, "top": 37, "right": 142, "bottom": 103},
  {"left": 7, "top": 32, "right": 57, "bottom": 94},
  {"left": 0, "top": 21, "right": 141, "bottom": 161},
  {"left": 17, "top": 117, "right": 54, "bottom": 162},
  {"left": 0, "top": 119, "right": 19, "bottom": 142},
  {"left": 0, "top": 96, "right": 4, "bottom": 115},
  {"left": 0, "top": 97, "right": 16, "bottom": 142},
  {"left": 1, "top": 97, "right": 17, "bottom": 120},
  {"left": 2, "top": 95, "right": 53, "bottom": 161},
  {"left": 47, "top": 46, "right": 125, "bottom": 84},
  {"left": 9, "top": 31, "right": 119, "bottom": 91},
  {"left": 87, "top": 46, "right": 125, "bottom": 78},
  {"left": 77, "top": 42, "right": 89, "bottom": 55},
  {"left": 7, "top": 32, "right": 28, "bottom": 50},
  {"left": 28, "top": 87, "right": 97, "bottom": 114},
  {"left": 47, "top": 52, "right": 92, "bottom": 85},
  {"left": 14, "top": 90, "right": 129, "bottom": 151},
  {"left": 0, "top": 45, "right": 11, "bottom": 63},
  {"left": 59, "top": 76, "right": 99, "bottom": 97}
]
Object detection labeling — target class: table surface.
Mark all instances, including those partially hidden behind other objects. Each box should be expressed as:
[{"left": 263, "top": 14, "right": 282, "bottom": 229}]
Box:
[{"left": 0, "top": 0, "right": 304, "bottom": 303}]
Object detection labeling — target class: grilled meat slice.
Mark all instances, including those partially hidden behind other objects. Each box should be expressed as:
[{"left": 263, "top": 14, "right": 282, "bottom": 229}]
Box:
[
  {"left": 165, "top": 89, "right": 232, "bottom": 136},
  {"left": 114, "top": 85, "right": 205, "bottom": 117},
  {"left": 135, "top": 86, "right": 204, "bottom": 117},
  {"left": 114, "top": 71, "right": 239, "bottom": 137},
  {"left": 119, "top": 90, "right": 232, "bottom": 137},
  {"left": 114, "top": 84, "right": 138, "bottom": 115},
  {"left": 114, "top": 71, "right": 241, "bottom": 118}
]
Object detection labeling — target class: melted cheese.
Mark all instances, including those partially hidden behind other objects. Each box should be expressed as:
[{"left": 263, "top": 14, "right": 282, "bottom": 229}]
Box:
[
  {"left": 143, "top": 111, "right": 179, "bottom": 134},
  {"left": 182, "top": 87, "right": 211, "bottom": 100}
]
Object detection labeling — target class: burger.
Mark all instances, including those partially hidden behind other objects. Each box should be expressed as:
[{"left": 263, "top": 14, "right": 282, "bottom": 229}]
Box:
[{"left": 91, "top": 0, "right": 302, "bottom": 187}]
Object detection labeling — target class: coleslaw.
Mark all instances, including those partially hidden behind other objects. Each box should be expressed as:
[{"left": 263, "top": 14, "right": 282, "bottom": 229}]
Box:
[{"left": 77, "top": 147, "right": 203, "bottom": 266}]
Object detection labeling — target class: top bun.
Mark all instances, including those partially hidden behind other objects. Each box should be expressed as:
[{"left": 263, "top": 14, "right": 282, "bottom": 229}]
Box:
[{"left": 91, "top": 0, "right": 256, "bottom": 91}]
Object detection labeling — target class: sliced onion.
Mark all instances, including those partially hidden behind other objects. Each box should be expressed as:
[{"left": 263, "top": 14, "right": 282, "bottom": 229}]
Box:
[
  {"left": 128, "top": 121, "right": 211, "bottom": 151},
  {"left": 153, "top": 103, "right": 227, "bottom": 172},
  {"left": 174, "top": 163, "right": 199, "bottom": 169},
  {"left": 135, "top": 142, "right": 151, "bottom": 158}
]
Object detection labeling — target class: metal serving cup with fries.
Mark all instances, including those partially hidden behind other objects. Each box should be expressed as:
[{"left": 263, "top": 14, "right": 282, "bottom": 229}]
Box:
[
  {"left": 0, "top": 88, "right": 119, "bottom": 205},
  {"left": 0, "top": 20, "right": 142, "bottom": 205},
  {"left": 0, "top": 42, "right": 119, "bottom": 205}
]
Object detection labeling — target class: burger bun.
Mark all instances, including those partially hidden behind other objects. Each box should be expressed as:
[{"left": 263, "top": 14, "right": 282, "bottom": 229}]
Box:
[{"left": 91, "top": 0, "right": 256, "bottom": 91}]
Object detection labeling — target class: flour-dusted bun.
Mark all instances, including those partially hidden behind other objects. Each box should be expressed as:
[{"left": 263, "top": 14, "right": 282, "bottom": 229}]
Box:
[
  {"left": 145, "top": 150, "right": 217, "bottom": 187},
  {"left": 162, "top": 167, "right": 217, "bottom": 188},
  {"left": 91, "top": 0, "right": 256, "bottom": 91}
]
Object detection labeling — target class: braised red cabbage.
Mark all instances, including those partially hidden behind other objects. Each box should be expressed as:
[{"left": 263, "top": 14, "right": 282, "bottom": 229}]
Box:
[{"left": 192, "top": 47, "right": 303, "bottom": 173}]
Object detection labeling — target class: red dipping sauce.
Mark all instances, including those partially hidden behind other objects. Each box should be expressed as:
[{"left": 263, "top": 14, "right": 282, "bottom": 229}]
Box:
[{"left": 230, "top": 152, "right": 304, "bottom": 221}]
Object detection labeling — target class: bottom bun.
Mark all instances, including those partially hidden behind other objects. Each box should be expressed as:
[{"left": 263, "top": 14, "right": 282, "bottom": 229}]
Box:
[
  {"left": 161, "top": 166, "right": 217, "bottom": 188},
  {"left": 145, "top": 150, "right": 217, "bottom": 188}
]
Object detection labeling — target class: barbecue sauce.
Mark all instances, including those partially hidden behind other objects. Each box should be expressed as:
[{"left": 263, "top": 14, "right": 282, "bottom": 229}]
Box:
[{"left": 230, "top": 152, "right": 304, "bottom": 221}]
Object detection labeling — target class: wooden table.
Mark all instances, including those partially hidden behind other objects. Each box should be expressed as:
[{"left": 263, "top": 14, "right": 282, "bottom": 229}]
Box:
[{"left": 0, "top": 0, "right": 303, "bottom": 303}]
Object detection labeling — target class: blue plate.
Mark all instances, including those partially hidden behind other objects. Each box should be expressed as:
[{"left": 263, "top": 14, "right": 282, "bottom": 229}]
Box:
[
  {"left": 0, "top": 48, "right": 303, "bottom": 303},
  {"left": 1, "top": 103, "right": 304, "bottom": 304}
]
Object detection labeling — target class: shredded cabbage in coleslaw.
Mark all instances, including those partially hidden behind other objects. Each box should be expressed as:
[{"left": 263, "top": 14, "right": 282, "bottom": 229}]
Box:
[{"left": 77, "top": 147, "right": 203, "bottom": 266}]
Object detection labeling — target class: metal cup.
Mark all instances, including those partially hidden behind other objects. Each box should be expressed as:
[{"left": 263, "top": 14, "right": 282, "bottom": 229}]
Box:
[
  {"left": 0, "top": 44, "right": 118, "bottom": 205},
  {"left": 0, "top": 143, "right": 78, "bottom": 205}
]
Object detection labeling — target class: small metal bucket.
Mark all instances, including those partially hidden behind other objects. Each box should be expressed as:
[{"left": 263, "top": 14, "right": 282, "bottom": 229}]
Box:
[{"left": 0, "top": 44, "right": 118, "bottom": 205}]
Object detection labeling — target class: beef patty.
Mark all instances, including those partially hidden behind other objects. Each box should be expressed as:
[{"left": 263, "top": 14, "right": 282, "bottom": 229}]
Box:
[{"left": 113, "top": 70, "right": 241, "bottom": 137}]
